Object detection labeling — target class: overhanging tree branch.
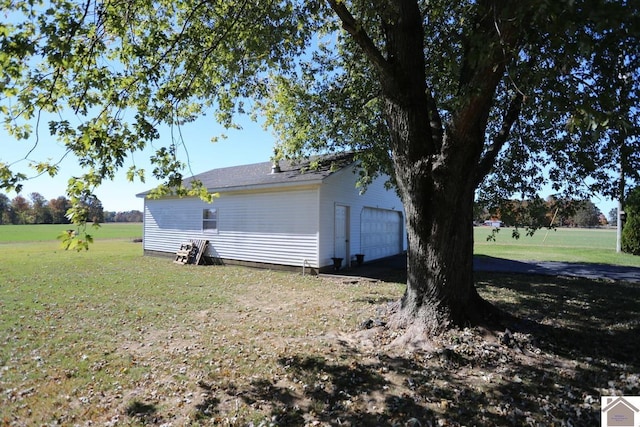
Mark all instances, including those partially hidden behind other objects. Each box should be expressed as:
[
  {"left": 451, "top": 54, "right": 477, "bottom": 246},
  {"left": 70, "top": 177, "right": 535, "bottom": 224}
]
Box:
[
  {"left": 474, "top": 92, "right": 523, "bottom": 187},
  {"left": 325, "top": 0, "right": 392, "bottom": 80}
]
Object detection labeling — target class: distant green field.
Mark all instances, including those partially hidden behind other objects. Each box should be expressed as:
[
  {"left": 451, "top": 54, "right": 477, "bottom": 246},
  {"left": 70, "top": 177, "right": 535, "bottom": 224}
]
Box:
[
  {"left": 1, "top": 223, "right": 638, "bottom": 267},
  {"left": 474, "top": 226, "right": 640, "bottom": 267},
  {"left": 0, "top": 223, "right": 142, "bottom": 243}
]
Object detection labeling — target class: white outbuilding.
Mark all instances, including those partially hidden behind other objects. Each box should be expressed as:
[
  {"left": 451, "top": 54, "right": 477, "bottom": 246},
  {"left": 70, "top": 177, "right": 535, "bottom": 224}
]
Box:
[{"left": 137, "top": 153, "right": 406, "bottom": 273}]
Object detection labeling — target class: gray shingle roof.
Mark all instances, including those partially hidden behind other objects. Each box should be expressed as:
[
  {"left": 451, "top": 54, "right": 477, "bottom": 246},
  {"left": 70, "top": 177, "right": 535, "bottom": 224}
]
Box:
[{"left": 138, "top": 152, "right": 355, "bottom": 196}]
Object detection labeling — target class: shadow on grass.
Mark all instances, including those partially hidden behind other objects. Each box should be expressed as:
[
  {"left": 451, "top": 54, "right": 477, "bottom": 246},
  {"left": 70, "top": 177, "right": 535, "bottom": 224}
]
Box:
[
  {"left": 125, "top": 400, "right": 162, "bottom": 424},
  {"left": 196, "top": 354, "right": 432, "bottom": 426},
  {"left": 476, "top": 272, "right": 640, "bottom": 369},
  {"left": 192, "top": 272, "right": 640, "bottom": 426}
]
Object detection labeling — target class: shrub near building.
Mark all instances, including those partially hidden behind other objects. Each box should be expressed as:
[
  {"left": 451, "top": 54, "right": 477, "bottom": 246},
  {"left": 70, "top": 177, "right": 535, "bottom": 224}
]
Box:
[{"left": 622, "top": 187, "right": 640, "bottom": 256}]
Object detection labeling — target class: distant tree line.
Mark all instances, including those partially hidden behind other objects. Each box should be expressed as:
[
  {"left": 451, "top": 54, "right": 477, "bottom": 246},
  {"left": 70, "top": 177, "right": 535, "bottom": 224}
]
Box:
[
  {"left": 103, "top": 210, "right": 143, "bottom": 223},
  {"left": 0, "top": 193, "right": 142, "bottom": 225},
  {"left": 475, "top": 196, "right": 607, "bottom": 229}
]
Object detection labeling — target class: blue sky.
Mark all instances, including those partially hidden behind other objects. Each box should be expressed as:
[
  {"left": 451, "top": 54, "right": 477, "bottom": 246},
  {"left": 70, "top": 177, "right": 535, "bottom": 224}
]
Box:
[
  {"left": 2, "top": 115, "right": 277, "bottom": 212},
  {"left": 2, "top": 113, "right": 618, "bottom": 217}
]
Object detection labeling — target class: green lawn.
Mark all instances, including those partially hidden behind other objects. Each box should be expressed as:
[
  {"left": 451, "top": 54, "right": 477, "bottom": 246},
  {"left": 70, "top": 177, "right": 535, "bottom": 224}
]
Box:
[
  {"left": 0, "top": 240, "right": 404, "bottom": 424},
  {"left": 474, "top": 226, "right": 640, "bottom": 267},
  {"left": 1, "top": 237, "right": 638, "bottom": 425},
  {"left": 1, "top": 224, "right": 639, "bottom": 267},
  {"left": 0, "top": 223, "right": 142, "bottom": 243}
]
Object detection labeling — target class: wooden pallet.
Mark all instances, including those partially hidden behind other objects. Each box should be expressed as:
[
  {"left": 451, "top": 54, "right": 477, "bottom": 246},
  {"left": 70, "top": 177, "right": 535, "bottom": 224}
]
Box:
[
  {"left": 174, "top": 240, "right": 208, "bottom": 265},
  {"left": 190, "top": 239, "right": 208, "bottom": 265},
  {"left": 174, "top": 242, "right": 194, "bottom": 264}
]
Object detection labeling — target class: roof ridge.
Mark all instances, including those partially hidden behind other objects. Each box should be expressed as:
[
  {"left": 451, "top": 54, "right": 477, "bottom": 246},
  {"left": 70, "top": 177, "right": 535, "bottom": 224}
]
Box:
[{"left": 137, "top": 151, "right": 357, "bottom": 197}]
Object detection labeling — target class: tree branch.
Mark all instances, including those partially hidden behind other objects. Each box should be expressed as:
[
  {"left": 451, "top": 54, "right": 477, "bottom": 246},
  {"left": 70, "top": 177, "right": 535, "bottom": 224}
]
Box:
[
  {"left": 426, "top": 89, "right": 443, "bottom": 151},
  {"left": 325, "top": 0, "right": 392, "bottom": 80},
  {"left": 473, "top": 92, "right": 523, "bottom": 187}
]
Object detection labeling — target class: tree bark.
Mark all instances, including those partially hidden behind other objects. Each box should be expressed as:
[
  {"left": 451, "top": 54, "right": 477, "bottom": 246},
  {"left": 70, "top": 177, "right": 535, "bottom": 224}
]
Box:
[
  {"left": 329, "top": 0, "right": 518, "bottom": 334},
  {"left": 378, "top": 1, "right": 511, "bottom": 333},
  {"left": 391, "top": 160, "right": 495, "bottom": 333}
]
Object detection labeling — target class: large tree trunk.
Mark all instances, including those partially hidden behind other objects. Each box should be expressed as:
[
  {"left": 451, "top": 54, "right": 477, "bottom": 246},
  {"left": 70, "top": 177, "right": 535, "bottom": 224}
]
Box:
[
  {"left": 374, "top": 2, "right": 499, "bottom": 333},
  {"left": 384, "top": 82, "right": 497, "bottom": 332},
  {"left": 330, "top": 0, "right": 518, "bottom": 334},
  {"left": 391, "top": 159, "right": 495, "bottom": 333}
]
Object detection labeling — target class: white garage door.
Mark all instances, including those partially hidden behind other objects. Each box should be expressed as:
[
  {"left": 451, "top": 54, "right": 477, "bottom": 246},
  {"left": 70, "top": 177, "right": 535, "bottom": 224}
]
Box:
[{"left": 360, "top": 208, "right": 403, "bottom": 261}]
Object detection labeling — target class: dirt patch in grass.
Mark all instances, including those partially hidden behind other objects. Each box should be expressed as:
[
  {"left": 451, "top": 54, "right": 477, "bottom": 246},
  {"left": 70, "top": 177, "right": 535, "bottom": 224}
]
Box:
[{"left": 1, "top": 265, "right": 639, "bottom": 426}]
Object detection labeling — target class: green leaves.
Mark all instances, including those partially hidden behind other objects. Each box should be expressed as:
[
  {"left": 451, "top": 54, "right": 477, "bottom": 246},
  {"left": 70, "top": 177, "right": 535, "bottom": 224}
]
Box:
[
  {"left": 1, "top": 0, "right": 638, "bottom": 251},
  {"left": 0, "top": 163, "right": 27, "bottom": 193},
  {"left": 32, "top": 161, "right": 59, "bottom": 177},
  {"left": 57, "top": 226, "right": 95, "bottom": 251},
  {"left": 1, "top": 0, "right": 325, "bottom": 235}
]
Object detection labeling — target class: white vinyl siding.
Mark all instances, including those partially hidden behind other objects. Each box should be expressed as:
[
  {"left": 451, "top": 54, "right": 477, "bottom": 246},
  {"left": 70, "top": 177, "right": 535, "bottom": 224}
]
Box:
[
  {"left": 143, "top": 198, "right": 205, "bottom": 252},
  {"left": 143, "top": 188, "right": 320, "bottom": 267},
  {"left": 141, "top": 162, "right": 405, "bottom": 271},
  {"left": 318, "top": 165, "right": 405, "bottom": 267}
]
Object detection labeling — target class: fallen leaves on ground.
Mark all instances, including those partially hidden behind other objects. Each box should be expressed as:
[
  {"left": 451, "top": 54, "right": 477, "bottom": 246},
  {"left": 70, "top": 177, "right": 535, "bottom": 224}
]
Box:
[{"left": 1, "top": 269, "right": 638, "bottom": 426}]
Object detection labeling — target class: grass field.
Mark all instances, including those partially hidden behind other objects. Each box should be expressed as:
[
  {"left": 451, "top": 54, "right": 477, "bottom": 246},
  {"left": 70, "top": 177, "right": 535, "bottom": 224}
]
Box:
[
  {"left": 0, "top": 223, "right": 142, "bottom": 243},
  {"left": 0, "top": 241, "right": 402, "bottom": 424},
  {"left": 2, "top": 223, "right": 638, "bottom": 267},
  {"left": 1, "top": 237, "right": 638, "bottom": 425},
  {"left": 474, "top": 226, "right": 640, "bottom": 267}
]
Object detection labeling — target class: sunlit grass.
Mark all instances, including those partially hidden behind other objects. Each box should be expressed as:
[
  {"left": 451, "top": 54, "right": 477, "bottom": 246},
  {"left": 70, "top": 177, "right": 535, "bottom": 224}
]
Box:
[
  {"left": 474, "top": 226, "right": 640, "bottom": 267},
  {"left": 0, "top": 223, "right": 142, "bottom": 243},
  {"left": 1, "top": 235, "right": 638, "bottom": 425},
  {"left": 0, "top": 241, "right": 403, "bottom": 424}
]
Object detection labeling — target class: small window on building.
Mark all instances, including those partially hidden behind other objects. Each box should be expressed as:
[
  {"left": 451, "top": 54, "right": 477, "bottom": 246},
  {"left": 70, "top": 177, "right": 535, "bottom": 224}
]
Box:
[{"left": 203, "top": 208, "right": 218, "bottom": 232}]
